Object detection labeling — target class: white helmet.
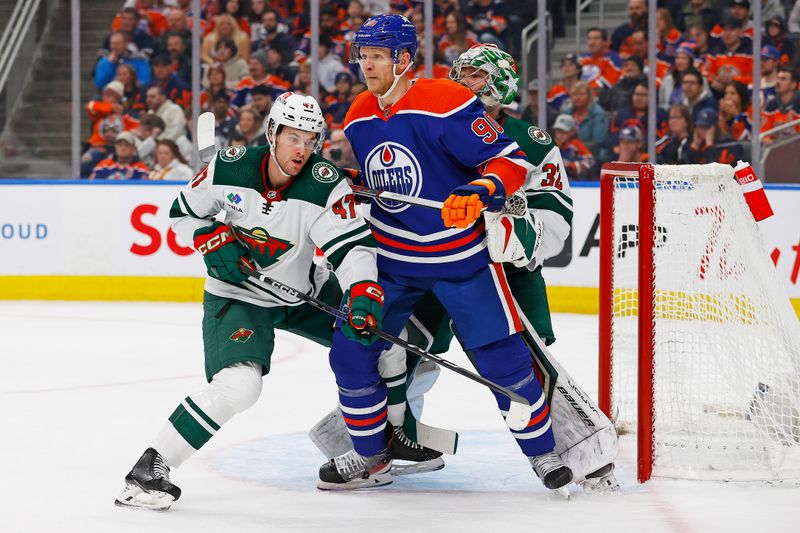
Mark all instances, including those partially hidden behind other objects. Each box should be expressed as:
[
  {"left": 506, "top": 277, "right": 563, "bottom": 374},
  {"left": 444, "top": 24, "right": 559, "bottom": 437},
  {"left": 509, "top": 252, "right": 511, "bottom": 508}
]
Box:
[{"left": 266, "top": 91, "right": 326, "bottom": 153}]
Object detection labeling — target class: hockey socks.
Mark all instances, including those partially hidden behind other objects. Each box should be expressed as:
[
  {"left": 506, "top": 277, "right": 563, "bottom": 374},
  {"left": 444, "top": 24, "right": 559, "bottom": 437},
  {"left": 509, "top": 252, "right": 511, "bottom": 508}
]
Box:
[{"left": 338, "top": 383, "right": 389, "bottom": 457}]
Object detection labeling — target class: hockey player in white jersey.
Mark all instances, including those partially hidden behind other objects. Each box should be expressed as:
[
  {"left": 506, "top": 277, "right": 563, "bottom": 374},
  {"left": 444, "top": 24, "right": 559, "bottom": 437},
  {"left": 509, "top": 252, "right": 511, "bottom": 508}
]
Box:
[{"left": 115, "top": 92, "right": 392, "bottom": 511}]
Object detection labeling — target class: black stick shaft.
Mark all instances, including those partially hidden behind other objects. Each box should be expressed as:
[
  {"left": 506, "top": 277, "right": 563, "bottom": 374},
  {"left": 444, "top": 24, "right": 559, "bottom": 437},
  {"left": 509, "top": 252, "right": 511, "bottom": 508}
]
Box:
[{"left": 238, "top": 264, "right": 529, "bottom": 406}]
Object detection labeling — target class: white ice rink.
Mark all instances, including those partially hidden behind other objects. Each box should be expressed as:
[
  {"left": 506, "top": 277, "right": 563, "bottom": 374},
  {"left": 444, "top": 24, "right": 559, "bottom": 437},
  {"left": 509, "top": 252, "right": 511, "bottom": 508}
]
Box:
[{"left": 1, "top": 301, "right": 796, "bottom": 532}]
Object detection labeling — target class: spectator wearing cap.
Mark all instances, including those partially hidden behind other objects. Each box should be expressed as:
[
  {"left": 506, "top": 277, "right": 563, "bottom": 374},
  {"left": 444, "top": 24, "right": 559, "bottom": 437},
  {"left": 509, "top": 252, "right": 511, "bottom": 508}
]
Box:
[
  {"left": 89, "top": 131, "right": 151, "bottom": 181},
  {"left": 232, "top": 55, "right": 292, "bottom": 109},
  {"left": 103, "top": 7, "right": 155, "bottom": 58},
  {"left": 656, "top": 8, "right": 683, "bottom": 63},
  {"left": 719, "top": 80, "right": 752, "bottom": 141},
  {"left": 249, "top": 84, "right": 274, "bottom": 125},
  {"left": 616, "top": 125, "right": 648, "bottom": 163},
  {"left": 148, "top": 139, "right": 195, "bottom": 181},
  {"left": 757, "top": 45, "right": 780, "bottom": 108},
  {"left": 659, "top": 44, "right": 704, "bottom": 110},
  {"left": 710, "top": 1, "right": 754, "bottom": 45},
  {"left": 553, "top": 114, "right": 595, "bottom": 181},
  {"left": 547, "top": 54, "right": 581, "bottom": 112},
  {"left": 761, "top": 66, "right": 800, "bottom": 143},
  {"left": 145, "top": 85, "right": 187, "bottom": 141},
  {"left": 763, "top": 16, "right": 795, "bottom": 65},
  {"left": 685, "top": 107, "right": 743, "bottom": 164},
  {"left": 599, "top": 55, "right": 646, "bottom": 113},
  {"left": 580, "top": 28, "right": 623, "bottom": 92},
  {"left": 611, "top": 0, "right": 648, "bottom": 59},
  {"left": 82, "top": 81, "right": 141, "bottom": 178},
  {"left": 564, "top": 81, "right": 610, "bottom": 161},
  {"left": 522, "top": 80, "right": 557, "bottom": 130},
  {"left": 114, "top": 64, "right": 146, "bottom": 117},
  {"left": 706, "top": 14, "right": 754, "bottom": 93},
  {"left": 463, "top": 0, "right": 509, "bottom": 50},
  {"left": 610, "top": 81, "right": 668, "bottom": 149},
  {"left": 149, "top": 54, "right": 191, "bottom": 108},
  {"left": 204, "top": 38, "right": 249, "bottom": 90},
  {"left": 438, "top": 11, "right": 480, "bottom": 66},
  {"left": 95, "top": 31, "right": 152, "bottom": 90},
  {"left": 656, "top": 104, "right": 692, "bottom": 164},
  {"left": 325, "top": 72, "right": 356, "bottom": 129},
  {"left": 230, "top": 108, "right": 267, "bottom": 147},
  {"left": 677, "top": 0, "right": 721, "bottom": 33},
  {"left": 680, "top": 68, "right": 719, "bottom": 121}
]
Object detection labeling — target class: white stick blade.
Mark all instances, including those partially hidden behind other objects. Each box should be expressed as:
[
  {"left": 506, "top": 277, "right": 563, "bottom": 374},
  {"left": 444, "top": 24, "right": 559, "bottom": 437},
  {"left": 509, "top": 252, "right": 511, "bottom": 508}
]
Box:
[
  {"left": 197, "top": 112, "right": 216, "bottom": 163},
  {"left": 506, "top": 401, "right": 532, "bottom": 431}
]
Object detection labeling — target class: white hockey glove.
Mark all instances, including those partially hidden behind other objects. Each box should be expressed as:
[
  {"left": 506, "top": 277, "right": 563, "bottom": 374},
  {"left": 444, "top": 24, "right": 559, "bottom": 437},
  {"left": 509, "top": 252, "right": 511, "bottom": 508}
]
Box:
[{"left": 484, "top": 190, "right": 543, "bottom": 268}]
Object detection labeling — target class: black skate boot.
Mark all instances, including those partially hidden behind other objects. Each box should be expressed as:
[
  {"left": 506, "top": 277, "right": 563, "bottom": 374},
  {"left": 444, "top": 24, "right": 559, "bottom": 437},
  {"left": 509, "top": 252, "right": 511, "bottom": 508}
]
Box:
[
  {"left": 317, "top": 448, "right": 392, "bottom": 490},
  {"left": 387, "top": 423, "right": 445, "bottom": 475},
  {"left": 115, "top": 448, "right": 181, "bottom": 511},
  {"left": 529, "top": 451, "right": 573, "bottom": 497}
]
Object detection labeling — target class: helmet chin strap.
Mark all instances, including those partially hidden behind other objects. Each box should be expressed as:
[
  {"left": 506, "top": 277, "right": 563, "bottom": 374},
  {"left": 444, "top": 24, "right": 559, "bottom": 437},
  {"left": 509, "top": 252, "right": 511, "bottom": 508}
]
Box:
[{"left": 377, "top": 61, "right": 413, "bottom": 106}]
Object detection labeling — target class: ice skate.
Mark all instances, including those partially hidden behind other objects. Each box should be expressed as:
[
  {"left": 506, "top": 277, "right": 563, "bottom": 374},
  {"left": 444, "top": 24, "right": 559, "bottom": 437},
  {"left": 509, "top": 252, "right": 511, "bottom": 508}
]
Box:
[
  {"left": 529, "top": 451, "right": 573, "bottom": 498},
  {"left": 387, "top": 423, "right": 445, "bottom": 476},
  {"left": 317, "top": 448, "right": 392, "bottom": 490},
  {"left": 114, "top": 448, "right": 181, "bottom": 511},
  {"left": 581, "top": 463, "right": 619, "bottom": 493}
]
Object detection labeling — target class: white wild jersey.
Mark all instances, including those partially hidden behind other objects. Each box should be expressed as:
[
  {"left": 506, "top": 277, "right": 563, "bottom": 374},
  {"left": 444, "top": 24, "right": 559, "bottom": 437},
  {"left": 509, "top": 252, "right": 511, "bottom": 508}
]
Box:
[{"left": 170, "top": 145, "right": 377, "bottom": 307}]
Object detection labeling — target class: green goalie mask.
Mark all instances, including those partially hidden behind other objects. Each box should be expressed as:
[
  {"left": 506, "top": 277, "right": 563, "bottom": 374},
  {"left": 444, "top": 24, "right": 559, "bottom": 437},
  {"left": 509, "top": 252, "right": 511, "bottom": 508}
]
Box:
[{"left": 450, "top": 43, "right": 520, "bottom": 107}]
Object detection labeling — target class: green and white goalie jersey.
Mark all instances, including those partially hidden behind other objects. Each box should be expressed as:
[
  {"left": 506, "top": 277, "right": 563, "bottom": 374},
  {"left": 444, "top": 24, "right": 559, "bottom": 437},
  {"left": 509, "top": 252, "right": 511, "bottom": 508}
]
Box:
[{"left": 170, "top": 145, "right": 377, "bottom": 307}]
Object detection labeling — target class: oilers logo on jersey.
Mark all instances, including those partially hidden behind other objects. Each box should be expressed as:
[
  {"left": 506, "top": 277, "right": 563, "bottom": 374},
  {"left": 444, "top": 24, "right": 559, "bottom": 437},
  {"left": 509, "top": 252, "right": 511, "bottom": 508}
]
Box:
[{"left": 363, "top": 142, "right": 423, "bottom": 213}]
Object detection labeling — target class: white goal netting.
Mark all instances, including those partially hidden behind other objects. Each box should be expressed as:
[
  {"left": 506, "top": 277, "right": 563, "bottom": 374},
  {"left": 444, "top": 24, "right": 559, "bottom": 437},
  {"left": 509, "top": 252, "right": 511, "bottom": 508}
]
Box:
[{"left": 606, "top": 163, "right": 800, "bottom": 481}]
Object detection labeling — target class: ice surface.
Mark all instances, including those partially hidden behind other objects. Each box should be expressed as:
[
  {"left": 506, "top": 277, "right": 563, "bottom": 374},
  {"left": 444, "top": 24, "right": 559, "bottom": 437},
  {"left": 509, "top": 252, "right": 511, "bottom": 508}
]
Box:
[{"left": 0, "top": 302, "right": 796, "bottom": 532}]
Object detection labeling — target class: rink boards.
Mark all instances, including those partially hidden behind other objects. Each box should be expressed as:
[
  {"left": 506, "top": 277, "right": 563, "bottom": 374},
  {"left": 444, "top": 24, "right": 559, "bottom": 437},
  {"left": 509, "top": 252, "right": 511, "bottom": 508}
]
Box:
[{"left": 0, "top": 180, "right": 798, "bottom": 316}]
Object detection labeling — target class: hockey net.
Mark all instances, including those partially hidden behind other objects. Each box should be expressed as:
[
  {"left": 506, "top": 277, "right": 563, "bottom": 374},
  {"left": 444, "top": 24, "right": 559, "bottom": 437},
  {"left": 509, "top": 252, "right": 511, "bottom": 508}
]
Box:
[{"left": 598, "top": 162, "right": 800, "bottom": 482}]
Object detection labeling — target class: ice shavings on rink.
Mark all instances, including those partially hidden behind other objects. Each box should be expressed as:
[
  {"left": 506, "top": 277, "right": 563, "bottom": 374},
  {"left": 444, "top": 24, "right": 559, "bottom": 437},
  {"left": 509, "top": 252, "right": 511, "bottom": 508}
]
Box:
[{"left": 0, "top": 301, "right": 797, "bottom": 533}]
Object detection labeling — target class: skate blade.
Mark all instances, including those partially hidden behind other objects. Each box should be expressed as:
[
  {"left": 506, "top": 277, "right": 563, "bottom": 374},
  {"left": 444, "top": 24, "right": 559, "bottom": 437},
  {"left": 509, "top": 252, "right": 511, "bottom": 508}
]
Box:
[
  {"left": 553, "top": 486, "right": 571, "bottom": 500},
  {"left": 317, "top": 472, "right": 393, "bottom": 491},
  {"left": 114, "top": 483, "right": 175, "bottom": 511},
  {"left": 390, "top": 457, "right": 445, "bottom": 476},
  {"left": 580, "top": 473, "right": 620, "bottom": 494}
]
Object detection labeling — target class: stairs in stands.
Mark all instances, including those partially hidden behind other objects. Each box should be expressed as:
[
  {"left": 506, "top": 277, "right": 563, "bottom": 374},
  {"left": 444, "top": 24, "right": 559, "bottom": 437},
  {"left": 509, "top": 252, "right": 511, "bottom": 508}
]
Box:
[{"left": 3, "top": 0, "right": 120, "bottom": 178}]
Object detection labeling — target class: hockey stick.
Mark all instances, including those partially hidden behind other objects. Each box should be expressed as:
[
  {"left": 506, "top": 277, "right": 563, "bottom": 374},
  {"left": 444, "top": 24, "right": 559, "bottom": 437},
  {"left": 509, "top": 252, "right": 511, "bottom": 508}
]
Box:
[
  {"left": 238, "top": 264, "right": 533, "bottom": 430},
  {"left": 349, "top": 185, "right": 443, "bottom": 211},
  {"left": 197, "top": 111, "right": 217, "bottom": 163}
]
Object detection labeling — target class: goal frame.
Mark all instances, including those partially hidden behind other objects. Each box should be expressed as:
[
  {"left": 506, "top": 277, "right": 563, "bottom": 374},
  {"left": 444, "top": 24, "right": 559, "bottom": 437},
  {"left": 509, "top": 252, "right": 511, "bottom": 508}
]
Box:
[{"left": 598, "top": 162, "right": 655, "bottom": 483}]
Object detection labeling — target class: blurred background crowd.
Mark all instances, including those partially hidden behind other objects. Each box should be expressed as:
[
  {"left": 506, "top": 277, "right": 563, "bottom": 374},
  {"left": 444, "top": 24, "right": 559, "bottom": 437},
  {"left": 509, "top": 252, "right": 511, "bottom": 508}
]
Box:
[{"left": 1, "top": 0, "right": 799, "bottom": 181}]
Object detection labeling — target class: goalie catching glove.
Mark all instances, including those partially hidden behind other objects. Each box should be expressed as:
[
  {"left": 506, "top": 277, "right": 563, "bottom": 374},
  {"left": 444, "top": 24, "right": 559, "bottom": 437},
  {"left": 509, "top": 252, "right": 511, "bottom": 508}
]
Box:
[
  {"left": 342, "top": 281, "right": 384, "bottom": 345},
  {"left": 193, "top": 222, "right": 251, "bottom": 284},
  {"left": 442, "top": 175, "right": 506, "bottom": 228},
  {"left": 484, "top": 190, "right": 543, "bottom": 267}
]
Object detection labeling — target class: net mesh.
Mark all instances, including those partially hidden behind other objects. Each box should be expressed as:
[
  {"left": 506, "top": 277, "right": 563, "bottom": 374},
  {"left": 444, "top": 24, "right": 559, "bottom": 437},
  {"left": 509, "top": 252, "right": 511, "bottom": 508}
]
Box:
[{"left": 608, "top": 163, "right": 800, "bottom": 481}]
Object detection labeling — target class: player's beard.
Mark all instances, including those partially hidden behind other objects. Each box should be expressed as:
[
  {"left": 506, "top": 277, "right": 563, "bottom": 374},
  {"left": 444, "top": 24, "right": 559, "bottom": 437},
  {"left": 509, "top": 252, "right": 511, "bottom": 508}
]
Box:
[{"left": 366, "top": 75, "right": 393, "bottom": 97}]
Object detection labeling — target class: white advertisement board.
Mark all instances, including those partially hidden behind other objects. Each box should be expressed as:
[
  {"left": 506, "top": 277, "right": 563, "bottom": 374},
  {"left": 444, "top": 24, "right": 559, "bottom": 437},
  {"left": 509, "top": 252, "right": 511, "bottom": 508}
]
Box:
[{"left": 0, "top": 182, "right": 798, "bottom": 299}]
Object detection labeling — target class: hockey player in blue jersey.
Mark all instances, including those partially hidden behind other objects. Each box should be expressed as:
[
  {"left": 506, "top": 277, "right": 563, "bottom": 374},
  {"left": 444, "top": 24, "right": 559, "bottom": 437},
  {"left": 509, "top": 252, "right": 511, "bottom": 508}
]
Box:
[{"left": 317, "top": 14, "right": 574, "bottom": 492}]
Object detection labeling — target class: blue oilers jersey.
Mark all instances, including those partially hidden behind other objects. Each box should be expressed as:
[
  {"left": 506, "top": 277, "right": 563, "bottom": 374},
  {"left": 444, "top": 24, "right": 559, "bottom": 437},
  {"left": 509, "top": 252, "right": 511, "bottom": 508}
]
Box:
[{"left": 344, "top": 78, "right": 532, "bottom": 277}]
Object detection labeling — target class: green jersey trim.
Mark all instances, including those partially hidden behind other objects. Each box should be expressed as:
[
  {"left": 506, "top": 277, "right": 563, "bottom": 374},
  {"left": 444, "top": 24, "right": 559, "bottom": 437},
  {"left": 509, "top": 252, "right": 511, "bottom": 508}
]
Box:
[
  {"left": 327, "top": 234, "right": 378, "bottom": 271},
  {"left": 527, "top": 190, "right": 574, "bottom": 225}
]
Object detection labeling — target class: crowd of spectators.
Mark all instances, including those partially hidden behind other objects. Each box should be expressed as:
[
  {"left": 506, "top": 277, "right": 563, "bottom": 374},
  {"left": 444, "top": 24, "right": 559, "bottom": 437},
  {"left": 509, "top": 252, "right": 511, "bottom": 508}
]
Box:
[
  {"left": 82, "top": 0, "right": 531, "bottom": 179},
  {"left": 546, "top": 0, "right": 800, "bottom": 180}
]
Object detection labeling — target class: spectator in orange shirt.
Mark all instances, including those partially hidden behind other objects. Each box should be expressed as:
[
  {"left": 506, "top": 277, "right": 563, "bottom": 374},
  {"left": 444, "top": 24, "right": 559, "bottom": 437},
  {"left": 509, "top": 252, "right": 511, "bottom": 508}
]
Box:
[
  {"left": 553, "top": 114, "right": 596, "bottom": 181},
  {"left": 89, "top": 131, "right": 151, "bottom": 181},
  {"left": 629, "top": 30, "right": 670, "bottom": 88},
  {"left": 709, "top": 0, "right": 754, "bottom": 45},
  {"left": 411, "top": 39, "right": 451, "bottom": 80},
  {"left": 706, "top": 14, "right": 754, "bottom": 91},
  {"left": 82, "top": 81, "right": 141, "bottom": 178},
  {"left": 611, "top": 0, "right": 648, "bottom": 59},
  {"left": 761, "top": 66, "right": 800, "bottom": 143},
  {"left": 438, "top": 11, "right": 480, "bottom": 66},
  {"left": 106, "top": 7, "right": 155, "bottom": 57},
  {"left": 580, "top": 28, "right": 623, "bottom": 92},
  {"left": 547, "top": 53, "right": 581, "bottom": 112}
]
